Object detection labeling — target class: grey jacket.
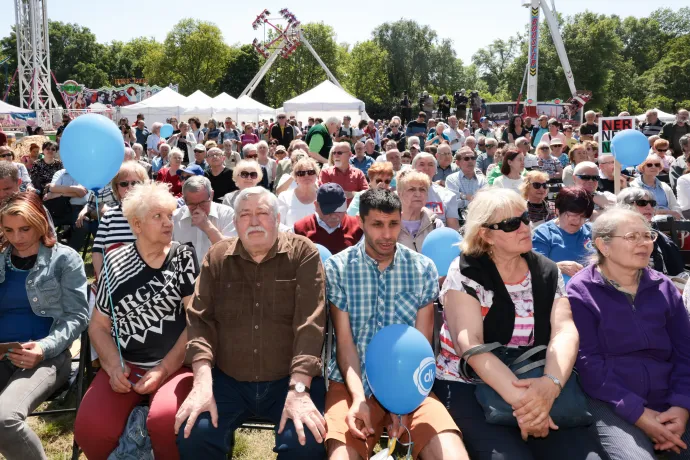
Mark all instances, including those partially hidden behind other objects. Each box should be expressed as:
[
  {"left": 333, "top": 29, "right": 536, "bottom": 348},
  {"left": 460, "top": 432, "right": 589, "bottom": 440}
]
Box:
[
  {"left": 398, "top": 207, "right": 445, "bottom": 252},
  {"left": 0, "top": 243, "right": 89, "bottom": 359}
]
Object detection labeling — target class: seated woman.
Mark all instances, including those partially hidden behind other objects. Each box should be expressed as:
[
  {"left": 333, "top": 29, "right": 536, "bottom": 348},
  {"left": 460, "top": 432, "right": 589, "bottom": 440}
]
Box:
[
  {"left": 397, "top": 169, "right": 444, "bottom": 251},
  {"left": 222, "top": 159, "right": 265, "bottom": 209},
  {"left": 0, "top": 192, "right": 88, "bottom": 459},
  {"left": 561, "top": 144, "right": 587, "bottom": 187},
  {"left": 91, "top": 162, "right": 149, "bottom": 279},
  {"left": 277, "top": 157, "right": 320, "bottom": 228},
  {"left": 630, "top": 154, "right": 682, "bottom": 219},
  {"left": 617, "top": 188, "right": 685, "bottom": 277},
  {"left": 521, "top": 170, "right": 554, "bottom": 227},
  {"left": 156, "top": 147, "right": 184, "bottom": 197},
  {"left": 567, "top": 207, "right": 690, "bottom": 460},
  {"left": 347, "top": 161, "right": 394, "bottom": 216},
  {"left": 533, "top": 187, "right": 594, "bottom": 284},
  {"left": 492, "top": 148, "right": 525, "bottom": 193},
  {"left": 74, "top": 181, "right": 199, "bottom": 460},
  {"left": 433, "top": 187, "right": 605, "bottom": 460}
]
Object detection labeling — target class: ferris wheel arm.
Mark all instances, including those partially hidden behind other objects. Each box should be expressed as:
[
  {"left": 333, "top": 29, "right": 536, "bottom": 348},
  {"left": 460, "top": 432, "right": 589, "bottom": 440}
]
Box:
[
  {"left": 298, "top": 31, "right": 343, "bottom": 90},
  {"left": 540, "top": 1, "right": 578, "bottom": 97},
  {"left": 241, "top": 46, "right": 282, "bottom": 97}
]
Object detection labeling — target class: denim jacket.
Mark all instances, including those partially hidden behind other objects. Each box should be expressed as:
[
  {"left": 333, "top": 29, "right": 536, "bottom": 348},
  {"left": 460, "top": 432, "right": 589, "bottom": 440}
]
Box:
[{"left": 0, "top": 243, "right": 89, "bottom": 359}]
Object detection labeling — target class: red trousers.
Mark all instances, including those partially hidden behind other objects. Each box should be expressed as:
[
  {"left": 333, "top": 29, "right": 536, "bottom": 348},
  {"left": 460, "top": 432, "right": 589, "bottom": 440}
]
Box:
[{"left": 74, "top": 366, "right": 193, "bottom": 460}]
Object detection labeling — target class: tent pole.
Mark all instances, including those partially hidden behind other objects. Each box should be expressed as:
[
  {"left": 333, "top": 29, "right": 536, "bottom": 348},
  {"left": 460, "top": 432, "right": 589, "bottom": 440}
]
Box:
[{"left": 241, "top": 47, "right": 282, "bottom": 97}]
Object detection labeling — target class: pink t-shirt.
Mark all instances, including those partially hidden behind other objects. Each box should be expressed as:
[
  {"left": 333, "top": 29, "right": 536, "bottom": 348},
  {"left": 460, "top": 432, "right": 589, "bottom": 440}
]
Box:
[{"left": 241, "top": 133, "right": 259, "bottom": 148}]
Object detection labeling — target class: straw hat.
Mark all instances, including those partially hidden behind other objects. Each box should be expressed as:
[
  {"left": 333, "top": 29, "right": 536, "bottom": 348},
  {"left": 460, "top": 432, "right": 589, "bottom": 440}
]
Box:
[{"left": 13, "top": 135, "right": 49, "bottom": 159}]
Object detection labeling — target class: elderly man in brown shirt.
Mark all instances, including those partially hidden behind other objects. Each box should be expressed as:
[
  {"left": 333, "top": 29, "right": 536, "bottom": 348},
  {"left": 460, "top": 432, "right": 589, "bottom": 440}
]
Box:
[{"left": 175, "top": 186, "right": 327, "bottom": 459}]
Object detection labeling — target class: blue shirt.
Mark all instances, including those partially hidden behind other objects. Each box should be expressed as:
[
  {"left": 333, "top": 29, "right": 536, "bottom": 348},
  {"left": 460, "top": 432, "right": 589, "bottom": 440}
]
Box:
[
  {"left": 426, "top": 132, "right": 450, "bottom": 145},
  {"left": 558, "top": 153, "right": 570, "bottom": 168},
  {"left": 151, "top": 156, "right": 167, "bottom": 175},
  {"left": 532, "top": 220, "right": 594, "bottom": 284},
  {"left": 634, "top": 177, "right": 669, "bottom": 209},
  {"left": 0, "top": 257, "right": 52, "bottom": 343},
  {"left": 324, "top": 241, "right": 439, "bottom": 396},
  {"left": 350, "top": 155, "right": 375, "bottom": 177},
  {"left": 51, "top": 169, "right": 88, "bottom": 205}
]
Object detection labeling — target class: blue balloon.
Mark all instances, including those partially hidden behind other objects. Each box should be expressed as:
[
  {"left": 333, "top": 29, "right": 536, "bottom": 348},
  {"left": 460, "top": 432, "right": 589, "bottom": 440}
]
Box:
[
  {"left": 365, "top": 324, "right": 436, "bottom": 415},
  {"left": 420, "top": 227, "right": 463, "bottom": 276},
  {"left": 160, "top": 123, "right": 174, "bottom": 139},
  {"left": 315, "top": 244, "right": 332, "bottom": 263},
  {"left": 611, "top": 129, "right": 649, "bottom": 168},
  {"left": 60, "top": 114, "right": 124, "bottom": 191}
]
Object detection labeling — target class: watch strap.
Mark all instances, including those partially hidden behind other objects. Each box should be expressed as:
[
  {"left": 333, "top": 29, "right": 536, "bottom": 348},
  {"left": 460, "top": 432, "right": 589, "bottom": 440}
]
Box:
[{"left": 289, "top": 383, "right": 311, "bottom": 393}]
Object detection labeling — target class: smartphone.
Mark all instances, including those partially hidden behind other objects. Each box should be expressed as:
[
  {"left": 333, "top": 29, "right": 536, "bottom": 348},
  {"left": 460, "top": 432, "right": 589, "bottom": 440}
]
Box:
[{"left": 0, "top": 342, "right": 22, "bottom": 357}]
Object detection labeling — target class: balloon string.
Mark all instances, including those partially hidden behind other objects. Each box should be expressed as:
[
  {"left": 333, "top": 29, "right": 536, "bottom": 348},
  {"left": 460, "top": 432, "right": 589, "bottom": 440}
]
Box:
[{"left": 95, "top": 193, "right": 126, "bottom": 374}]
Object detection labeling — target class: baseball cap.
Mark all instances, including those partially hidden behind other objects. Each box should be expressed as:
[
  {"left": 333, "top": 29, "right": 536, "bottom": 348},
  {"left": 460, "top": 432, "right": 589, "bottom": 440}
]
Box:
[
  {"left": 177, "top": 164, "right": 205, "bottom": 176},
  {"left": 193, "top": 144, "right": 206, "bottom": 152},
  {"left": 317, "top": 183, "right": 347, "bottom": 214},
  {"left": 549, "top": 138, "right": 563, "bottom": 146},
  {"left": 480, "top": 117, "right": 488, "bottom": 123}
]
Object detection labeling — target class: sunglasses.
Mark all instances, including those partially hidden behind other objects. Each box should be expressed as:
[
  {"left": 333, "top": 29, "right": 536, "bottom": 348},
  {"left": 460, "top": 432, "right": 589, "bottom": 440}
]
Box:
[
  {"left": 333, "top": 151, "right": 350, "bottom": 156},
  {"left": 374, "top": 178, "right": 392, "bottom": 185},
  {"left": 0, "top": 153, "right": 13, "bottom": 159},
  {"left": 539, "top": 147, "right": 550, "bottom": 151},
  {"left": 278, "top": 116, "right": 286, "bottom": 119},
  {"left": 482, "top": 211, "right": 530, "bottom": 233},
  {"left": 295, "top": 169, "right": 317, "bottom": 177},
  {"left": 646, "top": 162, "right": 661, "bottom": 168},
  {"left": 634, "top": 199, "right": 657, "bottom": 207},
  {"left": 576, "top": 174, "right": 599, "bottom": 182},
  {"left": 244, "top": 154, "right": 257, "bottom": 159},
  {"left": 270, "top": 142, "right": 278, "bottom": 146},
  {"left": 46, "top": 148, "right": 57, "bottom": 152},
  {"left": 531, "top": 182, "right": 548, "bottom": 190},
  {"left": 239, "top": 171, "right": 259, "bottom": 179},
  {"left": 462, "top": 156, "right": 477, "bottom": 162},
  {"left": 657, "top": 149, "right": 668, "bottom": 153},
  {"left": 478, "top": 143, "right": 485, "bottom": 147},
  {"left": 118, "top": 181, "right": 141, "bottom": 188}
]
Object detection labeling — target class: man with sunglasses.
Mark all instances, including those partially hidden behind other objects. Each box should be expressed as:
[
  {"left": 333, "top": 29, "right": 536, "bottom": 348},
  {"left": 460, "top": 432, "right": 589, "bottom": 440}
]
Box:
[
  {"left": 319, "top": 142, "right": 368, "bottom": 206},
  {"left": 384, "top": 120, "right": 406, "bottom": 152},
  {"left": 173, "top": 176, "right": 236, "bottom": 265},
  {"left": 573, "top": 161, "right": 615, "bottom": 220},
  {"left": 446, "top": 147, "right": 487, "bottom": 212},
  {"left": 293, "top": 183, "right": 363, "bottom": 255},
  {"left": 270, "top": 113, "right": 295, "bottom": 149},
  {"left": 660, "top": 109, "right": 690, "bottom": 157}
]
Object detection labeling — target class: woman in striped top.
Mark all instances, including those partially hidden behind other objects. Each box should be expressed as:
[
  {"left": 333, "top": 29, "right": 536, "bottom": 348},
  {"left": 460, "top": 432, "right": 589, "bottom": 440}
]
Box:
[
  {"left": 92, "top": 162, "right": 148, "bottom": 278},
  {"left": 433, "top": 188, "right": 605, "bottom": 459}
]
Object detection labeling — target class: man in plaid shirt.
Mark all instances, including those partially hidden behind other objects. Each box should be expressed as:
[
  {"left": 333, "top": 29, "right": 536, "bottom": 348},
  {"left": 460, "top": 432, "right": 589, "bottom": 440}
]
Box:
[{"left": 323, "top": 189, "right": 467, "bottom": 459}]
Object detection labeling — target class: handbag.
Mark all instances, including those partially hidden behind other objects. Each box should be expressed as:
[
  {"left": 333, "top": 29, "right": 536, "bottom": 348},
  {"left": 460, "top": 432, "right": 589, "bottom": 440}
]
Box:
[{"left": 460, "top": 342, "right": 593, "bottom": 428}]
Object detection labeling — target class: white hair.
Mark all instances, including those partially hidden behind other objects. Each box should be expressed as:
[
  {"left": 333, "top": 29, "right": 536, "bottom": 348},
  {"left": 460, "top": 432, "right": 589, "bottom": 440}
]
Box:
[
  {"left": 407, "top": 136, "right": 420, "bottom": 147},
  {"left": 132, "top": 143, "right": 143, "bottom": 153},
  {"left": 585, "top": 110, "right": 596, "bottom": 118},
  {"left": 169, "top": 147, "right": 183, "bottom": 162},
  {"left": 151, "top": 122, "right": 163, "bottom": 131},
  {"left": 573, "top": 161, "right": 597, "bottom": 175},
  {"left": 233, "top": 186, "right": 279, "bottom": 218},
  {"left": 182, "top": 175, "right": 212, "bottom": 198},
  {"left": 325, "top": 116, "right": 340, "bottom": 126},
  {"left": 257, "top": 140, "right": 269, "bottom": 149},
  {"left": 243, "top": 143, "right": 257, "bottom": 156},
  {"left": 123, "top": 147, "right": 136, "bottom": 160},
  {"left": 411, "top": 152, "right": 438, "bottom": 169}
]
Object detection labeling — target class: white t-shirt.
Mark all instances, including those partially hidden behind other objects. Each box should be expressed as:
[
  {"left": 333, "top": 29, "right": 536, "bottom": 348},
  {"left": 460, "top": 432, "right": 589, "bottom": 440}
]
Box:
[
  {"left": 493, "top": 175, "right": 524, "bottom": 194},
  {"left": 524, "top": 154, "right": 539, "bottom": 169},
  {"left": 277, "top": 189, "right": 316, "bottom": 227},
  {"left": 678, "top": 175, "right": 690, "bottom": 211},
  {"left": 444, "top": 127, "right": 466, "bottom": 152}
]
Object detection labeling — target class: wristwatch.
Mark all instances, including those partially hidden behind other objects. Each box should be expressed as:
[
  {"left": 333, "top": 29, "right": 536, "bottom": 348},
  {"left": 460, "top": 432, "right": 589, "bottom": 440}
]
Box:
[
  {"left": 289, "top": 382, "right": 310, "bottom": 394},
  {"left": 544, "top": 373, "right": 563, "bottom": 393}
]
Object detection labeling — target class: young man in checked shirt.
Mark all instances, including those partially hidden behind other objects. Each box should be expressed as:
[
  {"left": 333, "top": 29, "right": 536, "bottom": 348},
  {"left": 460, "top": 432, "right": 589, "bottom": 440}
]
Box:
[{"left": 323, "top": 189, "right": 468, "bottom": 459}]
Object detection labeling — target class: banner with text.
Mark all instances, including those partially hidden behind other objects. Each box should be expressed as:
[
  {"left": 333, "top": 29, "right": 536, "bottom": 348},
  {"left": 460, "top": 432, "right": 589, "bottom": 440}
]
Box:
[{"left": 598, "top": 116, "right": 637, "bottom": 157}]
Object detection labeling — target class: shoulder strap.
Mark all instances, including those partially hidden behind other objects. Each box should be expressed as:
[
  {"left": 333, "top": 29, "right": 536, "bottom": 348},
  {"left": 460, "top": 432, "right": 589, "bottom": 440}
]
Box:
[{"left": 459, "top": 342, "right": 503, "bottom": 383}]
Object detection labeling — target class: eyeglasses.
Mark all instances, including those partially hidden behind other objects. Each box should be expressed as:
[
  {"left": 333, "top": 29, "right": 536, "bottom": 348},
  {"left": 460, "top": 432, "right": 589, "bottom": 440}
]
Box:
[
  {"left": 187, "top": 199, "right": 211, "bottom": 210},
  {"left": 609, "top": 231, "right": 658, "bottom": 244},
  {"left": 333, "top": 150, "right": 350, "bottom": 156},
  {"left": 374, "top": 178, "right": 392, "bottom": 185},
  {"left": 207, "top": 153, "right": 222, "bottom": 158},
  {"left": 295, "top": 169, "right": 317, "bottom": 177},
  {"left": 482, "top": 211, "right": 530, "bottom": 233},
  {"left": 239, "top": 171, "right": 259, "bottom": 179},
  {"left": 390, "top": 124, "right": 399, "bottom": 128},
  {"left": 462, "top": 156, "right": 477, "bottom": 162},
  {"left": 478, "top": 143, "right": 485, "bottom": 147},
  {"left": 645, "top": 162, "right": 662, "bottom": 168},
  {"left": 634, "top": 199, "right": 657, "bottom": 207},
  {"left": 531, "top": 182, "right": 548, "bottom": 190},
  {"left": 244, "top": 154, "right": 258, "bottom": 159},
  {"left": 118, "top": 180, "right": 142, "bottom": 188},
  {"left": 0, "top": 153, "right": 13, "bottom": 159},
  {"left": 576, "top": 174, "right": 599, "bottom": 182},
  {"left": 278, "top": 116, "right": 286, "bottom": 119}
]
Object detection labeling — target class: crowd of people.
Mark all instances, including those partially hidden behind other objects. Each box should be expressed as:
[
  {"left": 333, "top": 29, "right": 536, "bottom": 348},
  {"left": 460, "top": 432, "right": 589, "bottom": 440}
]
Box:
[{"left": 0, "top": 105, "right": 689, "bottom": 460}]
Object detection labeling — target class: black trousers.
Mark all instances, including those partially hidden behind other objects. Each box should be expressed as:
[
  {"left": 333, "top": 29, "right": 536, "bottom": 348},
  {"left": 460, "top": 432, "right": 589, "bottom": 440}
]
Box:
[{"left": 433, "top": 380, "right": 606, "bottom": 460}]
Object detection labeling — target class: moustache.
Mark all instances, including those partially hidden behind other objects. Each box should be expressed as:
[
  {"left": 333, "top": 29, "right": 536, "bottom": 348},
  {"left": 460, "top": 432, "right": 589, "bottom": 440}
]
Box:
[{"left": 244, "top": 226, "right": 267, "bottom": 239}]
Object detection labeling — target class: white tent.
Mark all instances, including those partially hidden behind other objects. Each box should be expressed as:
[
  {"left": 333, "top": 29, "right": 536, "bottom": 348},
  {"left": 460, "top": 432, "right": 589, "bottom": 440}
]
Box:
[
  {"left": 282, "top": 80, "right": 366, "bottom": 124},
  {"left": 120, "top": 87, "right": 190, "bottom": 125},
  {"left": 211, "top": 92, "right": 238, "bottom": 120},
  {"left": 183, "top": 90, "right": 215, "bottom": 120},
  {"left": 636, "top": 108, "right": 676, "bottom": 124},
  {"left": 235, "top": 95, "right": 275, "bottom": 123},
  {"left": 0, "top": 100, "right": 34, "bottom": 114}
]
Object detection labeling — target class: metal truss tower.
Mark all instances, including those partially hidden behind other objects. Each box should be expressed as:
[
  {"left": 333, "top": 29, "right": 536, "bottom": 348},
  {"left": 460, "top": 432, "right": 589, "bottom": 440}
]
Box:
[{"left": 14, "top": 0, "right": 58, "bottom": 111}]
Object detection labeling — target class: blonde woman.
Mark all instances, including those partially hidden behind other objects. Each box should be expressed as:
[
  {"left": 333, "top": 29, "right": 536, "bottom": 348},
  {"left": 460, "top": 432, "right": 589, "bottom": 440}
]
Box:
[
  {"left": 630, "top": 153, "right": 682, "bottom": 219},
  {"left": 396, "top": 169, "right": 444, "bottom": 251},
  {"left": 277, "top": 157, "right": 320, "bottom": 227},
  {"left": 221, "top": 160, "right": 263, "bottom": 209}
]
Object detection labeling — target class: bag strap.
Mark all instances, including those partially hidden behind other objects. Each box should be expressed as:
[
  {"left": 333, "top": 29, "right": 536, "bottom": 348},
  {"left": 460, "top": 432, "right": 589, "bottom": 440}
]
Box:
[
  {"left": 459, "top": 342, "right": 503, "bottom": 383},
  {"left": 511, "top": 345, "right": 547, "bottom": 376}
]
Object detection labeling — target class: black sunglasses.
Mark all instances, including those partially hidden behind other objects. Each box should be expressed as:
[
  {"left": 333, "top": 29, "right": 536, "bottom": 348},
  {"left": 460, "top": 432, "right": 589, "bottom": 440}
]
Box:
[
  {"left": 374, "top": 178, "right": 392, "bottom": 185},
  {"left": 118, "top": 181, "right": 141, "bottom": 188},
  {"left": 239, "top": 171, "right": 259, "bottom": 179},
  {"left": 539, "top": 147, "right": 550, "bottom": 151},
  {"left": 531, "top": 182, "right": 548, "bottom": 190},
  {"left": 462, "top": 156, "right": 477, "bottom": 162},
  {"left": 646, "top": 162, "right": 661, "bottom": 168},
  {"left": 296, "top": 169, "right": 317, "bottom": 177},
  {"left": 269, "top": 142, "right": 278, "bottom": 145},
  {"left": 0, "top": 153, "right": 13, "bottom": 159},
  {"left": 576, "top": 174, "right": 599, "bottom": 182},
  {"left": 483, "top": 211, "right": 530, "bottom": 233},
  {"left": 634, "top": 199, "right": 657, "bottom": 207},
  {"left": 244, "top": 154, "right": 257, "bottom": 159}
]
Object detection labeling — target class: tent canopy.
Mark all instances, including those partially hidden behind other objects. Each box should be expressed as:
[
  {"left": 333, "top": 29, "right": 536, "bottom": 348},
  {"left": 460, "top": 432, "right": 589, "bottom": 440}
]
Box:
[
  {"left": 234, "top": 95, "right": 275, "bottom": 122},
  {"left": 120, "top": 87, "right": 190, "bottom": 124},
  {"left": 210, "top": 93, "right": 239, "bottom": 120},
  {"left": 183, "top": 90, "right": 215, "bottom": 119},
  {"left": 636, "top": 108, "right": 676, "bottom": 123},
  {"left": 282, "top": 81, "right": 365, "bottom": 123},
  {"left": 0, "top": 100, "right": 35, "bottom": 114}
]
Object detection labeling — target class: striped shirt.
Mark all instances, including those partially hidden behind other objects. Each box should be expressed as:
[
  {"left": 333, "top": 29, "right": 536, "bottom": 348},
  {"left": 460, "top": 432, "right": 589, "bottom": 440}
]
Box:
[
  {"left": 92, "top": 205, "right": 135, "bottom": 254},
  {"left": 435, "top": 260, "right": 566, "bottom": 383},
  {"left": 86, "top": 186, "right": 118, "bottom": 214},
  {"left": 324, "top": 241, "right": 439, "bottom": 396}
]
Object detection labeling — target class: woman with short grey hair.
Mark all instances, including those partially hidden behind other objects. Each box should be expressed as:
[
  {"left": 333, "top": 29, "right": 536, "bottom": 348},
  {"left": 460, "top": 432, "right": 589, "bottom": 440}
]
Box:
[
  {"left": 568, "top": 206, "right": 690, "bottom": 460},
  {"left": 222, "top": 160, "right": 264, "bottom": 209}
]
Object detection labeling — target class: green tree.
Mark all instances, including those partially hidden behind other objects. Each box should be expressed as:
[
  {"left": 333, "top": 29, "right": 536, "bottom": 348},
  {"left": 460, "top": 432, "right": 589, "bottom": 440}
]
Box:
[
  {"left": 637, "top": 34, "right": 690, "bottom": 110},
  {"left": 650, "top": 7, "right": 690, "bottom": 37},
  {"left": 342, "top": 40, "right": 389, "bottom": 105},
  {"left": 149, "top": 19, "right": 229, "bottom": 95},
  {"left": 472, "top": 36, "right": 521, "bottom": 94},
  {"left": 217, "top": 44, "right": 266, "bottom": 102}
]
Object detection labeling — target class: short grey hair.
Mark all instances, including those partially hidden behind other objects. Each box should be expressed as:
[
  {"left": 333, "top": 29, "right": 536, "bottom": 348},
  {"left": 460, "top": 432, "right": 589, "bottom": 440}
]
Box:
[
  {"left": 243, "top": 143, "right": 257, "bottom": 156},
  {"left": 159, "top": 143, "right": 171, "bottom": 153},
  {"left": 256, "top": 140, "right": 269, "bottom": 150},
  {"left": 485, "top": 138, "right": 498, "bottom": 147},
  {"left": 151, "top": 122, "right": 163, "bottom": 131},
  {"left": 169, "top": 147, "right": 184, "bottom": 162},
  {"left": 585, "top": 110, "right": 596, "bottom": 118},
  {"left": 591, "top": 206, "right": 650, "bottom": 265},
  {"left": 122, "top": 181, "right": 177, "bottom": 225},
  {"left": 646, "top": 109, "right": 658, "bottom": 116},
  {"left": 233, "top": 186, "right": 279, "bottom": 218},
  {"left": 0, "top": 161, "right": 19, "bottom": 181},
  {"left": 407, "top": 136, "right": 420, "bottom": 147},
  {"left": 325, "top": 116, "right": 340, "bottom": 126},
  {"left": 573, "top": 161, "right": 597, "bottom": 175},
  {"left": 680, "top": 134, "right": 690, "bottom": 148},
  {"left": 182, "top": 175, "right": 212, "bottom": 199},
  {"left": 411, "top": 152, "right": 438, "bottom": 169},
  {"left": 617, "top": 187, "right": 652, "bottom": 205},
  {"left": 132, "top": 143, "right": 143, "bottom": 153},
  {"left": 514, "top": 136, "right": 529, "bottom": 147},
  {"left": 123, "top": 147, "right": 136, "bottom": 161}
]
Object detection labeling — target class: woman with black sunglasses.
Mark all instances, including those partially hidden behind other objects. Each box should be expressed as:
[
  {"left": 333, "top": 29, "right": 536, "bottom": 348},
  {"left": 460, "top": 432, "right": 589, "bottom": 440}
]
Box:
[
  {"left": 630, "top": 154, "right": 682, "bottom": 220},
  {"left": 29, "top": 141, "right": 62, "bottom": 196},
  {"left": 617, "top": 188, "right": 685, "bottom": 277},
  {"left": 221, "top": 160, "right": 263, "bottom": 209},
  {"left": 277, "top": 157, "right": 320, "bottom": 227},
  {"left": 433, "top": 187, "right": 606, "bottom": 460},
  {"left": 521, "top": 170, "right": 554, "bottom": 227},
  {"left": 532, "top": 187, "right": 594, "bottom": 284}
]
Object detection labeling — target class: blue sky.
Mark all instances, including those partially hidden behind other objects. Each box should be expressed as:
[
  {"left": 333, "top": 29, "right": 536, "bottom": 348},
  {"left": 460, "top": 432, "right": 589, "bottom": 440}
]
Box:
[{"left": 1, "top": 0, "right": 686, "bottom": 64}]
